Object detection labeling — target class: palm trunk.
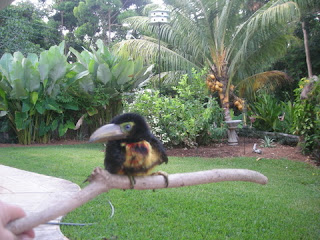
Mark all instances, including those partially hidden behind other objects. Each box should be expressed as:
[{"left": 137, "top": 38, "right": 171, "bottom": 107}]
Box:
[{"left": 302, "top": 21, "right": 313, "bottom": 78}]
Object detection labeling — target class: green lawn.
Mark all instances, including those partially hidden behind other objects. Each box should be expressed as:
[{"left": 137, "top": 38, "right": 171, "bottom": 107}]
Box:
[{"left": 0, "top": 144, "right": 319, "bottom": 240}]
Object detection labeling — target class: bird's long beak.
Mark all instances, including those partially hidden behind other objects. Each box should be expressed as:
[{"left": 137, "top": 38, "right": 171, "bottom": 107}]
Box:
[{"left": 89, "top": 124, "right": 126, "bottom": 143}]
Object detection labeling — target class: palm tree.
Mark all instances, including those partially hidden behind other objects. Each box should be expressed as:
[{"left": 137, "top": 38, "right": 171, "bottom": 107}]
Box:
[
  {"left": 296, "top": 0, "right": 320, "bottom": 79},
  {"left": 115, "top": 0, "right": 301, "bottom": 121}
]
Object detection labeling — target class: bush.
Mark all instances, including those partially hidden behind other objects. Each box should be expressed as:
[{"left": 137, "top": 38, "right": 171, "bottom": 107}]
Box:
[
  {"left": 292, "top": 77, "right": 320, "bottom": 161},
  {"left": 124, "top": 69, "right": 226, "bottom": 147},
  {"left": 249, "top": 93, "right": 294, "bottom": 134},
  {"left": 69, "top": 39, "right": 152, "bottom": 131},
  {"left": 0, "top": 42, "right": 77, "bottom": 144}
]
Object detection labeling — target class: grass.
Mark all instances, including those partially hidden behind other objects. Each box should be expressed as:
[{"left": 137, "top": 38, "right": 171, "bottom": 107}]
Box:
[{"left": 0, "top": 144, "right": 319, "bottom": 240}]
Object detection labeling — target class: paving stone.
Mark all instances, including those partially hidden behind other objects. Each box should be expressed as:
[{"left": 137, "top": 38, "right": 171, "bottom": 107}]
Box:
[{"left": 0, "top": 165, "right": 80, "bottom": 240}]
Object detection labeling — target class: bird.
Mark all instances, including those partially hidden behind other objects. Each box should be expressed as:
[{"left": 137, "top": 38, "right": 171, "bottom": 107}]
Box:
[
  {"left": 89, "top": 113, "right": 168, "bottom": 189},
  {"left": 252, "top": 143, "right": 262, "bottom": 154}
]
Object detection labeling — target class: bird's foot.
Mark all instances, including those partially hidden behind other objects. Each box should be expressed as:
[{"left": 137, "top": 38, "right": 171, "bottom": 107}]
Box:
[
  {"left": 151, "top": 171, "right": 169, "bottom": 187},
  {"left": 128, "top": 175, "right": 136, "bottom": 189}
]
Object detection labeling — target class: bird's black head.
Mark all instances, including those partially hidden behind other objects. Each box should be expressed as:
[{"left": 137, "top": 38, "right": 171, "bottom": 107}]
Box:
[{"left": 89, "top": 113, "right": 151, "bottom": 143}]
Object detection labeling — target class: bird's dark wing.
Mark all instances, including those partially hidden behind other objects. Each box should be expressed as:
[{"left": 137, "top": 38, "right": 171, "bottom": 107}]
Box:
[
  {"left": 149, "top": 135, "right": 168, "bottom": 164},
  {"left": 104, "top": 140, "right": 126, "bottom": 174}
]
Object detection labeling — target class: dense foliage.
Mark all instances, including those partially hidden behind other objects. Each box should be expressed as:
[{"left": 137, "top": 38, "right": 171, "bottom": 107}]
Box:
[
  {"left": 248, "top": 93, "right": 294, "bottom": 133},
  {"left": 117, "top": 0, "right": 306, "bottom": 122},
  {"left": 292, "top": 78, "right": 320, "bottom": 160},
  {"left": 68, "top": 39, "right": 153, "bottom": 131},
  {"left": 273, "top": 11, "right": 320, "bottom": 101},
  {"left": 248, "top": 76, "right": 320, "bottom": 161},
  {"left": 51, "top": 0, "right": 149, "bottom": 47},
  {"left": 0, "top": 2, "right": 62, "bottom": 56},
  {"left": 0, "top": 40, "right": 152, "bottom": 144},
  {"left": 0, "top": 42, "right": 77, "bottom": 144},
  {"left": 125, "top": 69, "right": 226, "bottom": 147}
]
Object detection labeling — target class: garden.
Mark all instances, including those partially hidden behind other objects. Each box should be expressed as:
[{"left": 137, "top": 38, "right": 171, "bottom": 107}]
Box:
[{"left": 0, "top": 0, "right": 319, "bottom": 239}]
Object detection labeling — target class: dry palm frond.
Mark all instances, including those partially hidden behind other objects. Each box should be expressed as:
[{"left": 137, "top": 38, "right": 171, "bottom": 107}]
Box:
[{"left": 237, "top": 70, "right": 291, "bottom": 99}]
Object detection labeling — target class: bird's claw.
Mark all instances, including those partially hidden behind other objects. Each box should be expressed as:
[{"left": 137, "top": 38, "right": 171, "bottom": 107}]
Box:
[
  {"left": 128, "top": 175, "right": 136, "bottom": 189},
  {"left": 151, "top": 171, "right": 169, "bottom": 187}
]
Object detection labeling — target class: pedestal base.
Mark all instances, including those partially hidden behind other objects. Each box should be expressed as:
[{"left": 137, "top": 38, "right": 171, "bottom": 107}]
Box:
[{"left": 225, "top": 120, "right": 242, "bottom": 146}]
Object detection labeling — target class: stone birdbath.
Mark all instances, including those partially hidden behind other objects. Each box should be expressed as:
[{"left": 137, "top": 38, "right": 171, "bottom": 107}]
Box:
[{"left": 225, "top": 120, "right": 242, "bottom": 146}]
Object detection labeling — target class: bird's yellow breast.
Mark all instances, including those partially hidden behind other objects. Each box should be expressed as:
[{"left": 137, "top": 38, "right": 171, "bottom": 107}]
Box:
[{"left": 120, "top": 140, "right": 160, "bottom": 176}]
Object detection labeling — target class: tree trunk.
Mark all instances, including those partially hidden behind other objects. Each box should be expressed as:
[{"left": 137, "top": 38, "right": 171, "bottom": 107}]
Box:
[
  {"left": 0, "top": 0, "right": 14, "bottom": 9},
  {"left": 302, "top": 21, "right": 313, "bottom": 78},
  {"left": 108, "top": 10, "right": 112, "bottom": 45}
]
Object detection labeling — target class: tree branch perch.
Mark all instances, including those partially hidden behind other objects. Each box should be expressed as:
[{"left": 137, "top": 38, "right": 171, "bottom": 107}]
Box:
[{"left": 6, "top": 168, "right": 268, "bottom": 235}]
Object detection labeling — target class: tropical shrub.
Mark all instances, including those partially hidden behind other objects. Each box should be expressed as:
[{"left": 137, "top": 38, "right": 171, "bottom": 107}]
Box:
[
  {"left": 260, "top": 136, "right": 276, "bottom": 148},
  {"left": 0, "top": 42, "right": 78, "bottom": 144},
  {"left": 69, "top": 39, "right": 153, "bottom": 131},
  {"left": 292, "top": 77, "right": 320, "bottom": 160},
  {"left": 125, "top": 69, "right": 226, "bottom": 147},
  {"left": 249, "top": 93, "right": 294, "bottom": 134}
]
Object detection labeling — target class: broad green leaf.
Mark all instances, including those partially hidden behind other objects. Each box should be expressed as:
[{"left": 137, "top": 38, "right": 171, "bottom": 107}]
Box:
[
  {"left": 65, "top": 71, "right": 77, "bottom": 79},
  {"left": 0, "top": 81, "right": 11, "bottom": 93},
  {"left": 79, "top": 76, "right": 94, "bottom": 93},
  {"left": 15, "top": 111, "right": 28, "bottom": 130},
  {"left": 57, "top": 41, "right": 65, "bottom": 55},
  {"left": 10, "top": 59, "right": 24, "bottom": 83},
  {"left": 63, "top": 103, "right": 79, "bottom": 111},
  {"left": 88, "top": 59, "right": 98, "bottom": 74},
  {"left": 133, "top": 58, "right": 143, "bottom": 75},
  {"left": 51, "top": 119, "right": 58, "bottom": 131},
  {"left": 30, "top": 92, "right": 39, "bottom": 105},
  {"left": 48, "top": 60, "right": 67, "bottom": 83},
  {"left": 35, "top": 102, "right": 45, "bottom": 114},
  {"left": 13, "top": 52, "right": 24, "bottom": 63},
  {"left": 0, "top": 88, "right": 6, "bottom": 99},
  {"left": 66, "top": 120, "right": 75, "bottom": 129},
  {"left": 96, "top": 39, "right": 104, "bottom": 51},
  {"left": 46, "top": 83, "right": 61, "bottom": 99},
  {"left": 27, "top": 53, "right": 38, "bottom": 66},
  {"left": 39, "top": 63, "right": 49, "bottom": 84},
  {"left": 0, "top": 88, "right": 8, "bottom": 111},
  {"left": 70, "top": 47, "right": 86, "bottom": 67},
  {"left": 22, "top": 101, "right": 31, "bottom": 112},
  {"left": 45, "top": 99, "right": 62, "bottom": 113},
  {"left": 117, "top": 61, "right": 134, "bottom": 85},
  {"left": 97, "top": 63, "right": 112, "bottom": 84},
  {"left": 22, "top": 59, "right": 41, "bottom": 92},
  {"left": 111, "top": 61, "right": 126, "bottom": 79},
  {"left": 74, "top": 70, "right": 90, "bottom": 81},
  {"left": 11, "top": 79, "right": 27, "bottom": 99},
  {"left": 58, "top": 123, "right": 68, "bottom": 137},
  {"left": 0, "top": 53, "right": 13, "bottom": 80}
]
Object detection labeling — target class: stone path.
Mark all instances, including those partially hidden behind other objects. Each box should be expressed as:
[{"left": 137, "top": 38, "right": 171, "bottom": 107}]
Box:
[{"left": 0, "top": 165, "right": 80, "bottom": 240}]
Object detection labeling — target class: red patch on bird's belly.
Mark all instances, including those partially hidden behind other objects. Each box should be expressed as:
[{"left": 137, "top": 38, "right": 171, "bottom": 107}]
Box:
[
  {"left": 126, "top": 142, "right": 149, "bottom": 155},
  {"left": 122, "top": 141, "right": 151, "bottom": 169}
]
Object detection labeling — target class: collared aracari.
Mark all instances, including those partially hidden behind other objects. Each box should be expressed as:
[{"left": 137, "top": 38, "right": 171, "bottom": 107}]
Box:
[{"left": 89, "top": 113, "right": 168, "bottom": 188}]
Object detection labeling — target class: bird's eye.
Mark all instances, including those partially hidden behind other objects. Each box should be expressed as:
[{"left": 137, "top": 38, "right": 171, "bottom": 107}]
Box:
[
  {"left": 124, "top": 124, "right": 132, "bottom": 131},
  {"left": 120, "top": 122, "right": 134, "bottom": 133}
]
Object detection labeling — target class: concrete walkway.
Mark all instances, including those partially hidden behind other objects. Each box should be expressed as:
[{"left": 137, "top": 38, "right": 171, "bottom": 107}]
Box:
[{"left": 0, "top": 165, "right": 80, "bottom": 240}]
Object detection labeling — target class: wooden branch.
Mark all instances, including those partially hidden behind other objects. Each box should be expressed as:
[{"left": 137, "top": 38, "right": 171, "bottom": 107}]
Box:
[{"left": 7, "top": 168, "right": 268, "bottom": 235}]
